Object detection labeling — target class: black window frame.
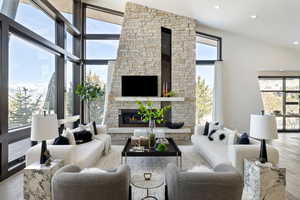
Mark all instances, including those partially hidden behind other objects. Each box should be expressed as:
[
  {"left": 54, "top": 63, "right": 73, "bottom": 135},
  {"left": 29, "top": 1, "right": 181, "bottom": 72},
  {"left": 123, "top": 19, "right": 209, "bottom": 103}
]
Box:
[
  {"left": 0, "top": 0, "right": 82, "bottom": 181},
  {"left": 196, "top": 31, "right": 222, "bottom": 65},
  {"left": 259, "top": 76, "right": 300, "bottom": 132},
  {"left": 81, "top": 3, "right": 123, "bottom": 122}
]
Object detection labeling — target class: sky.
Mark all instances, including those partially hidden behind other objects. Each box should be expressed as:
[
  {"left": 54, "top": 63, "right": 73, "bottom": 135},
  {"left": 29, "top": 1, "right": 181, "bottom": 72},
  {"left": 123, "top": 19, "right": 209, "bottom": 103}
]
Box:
[{"left": 9, "top": 2, "right": 217, "bottom": 94}]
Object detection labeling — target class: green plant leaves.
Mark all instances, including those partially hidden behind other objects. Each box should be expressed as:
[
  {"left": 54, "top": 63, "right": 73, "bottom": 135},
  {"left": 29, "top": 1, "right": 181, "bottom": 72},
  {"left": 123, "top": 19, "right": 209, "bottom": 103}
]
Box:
[
  {"left": 75, "top": 82, "right": 104, "bottom": 102},
  {"left": 136, "top": 101, "right": 171, "bottom": 124}
]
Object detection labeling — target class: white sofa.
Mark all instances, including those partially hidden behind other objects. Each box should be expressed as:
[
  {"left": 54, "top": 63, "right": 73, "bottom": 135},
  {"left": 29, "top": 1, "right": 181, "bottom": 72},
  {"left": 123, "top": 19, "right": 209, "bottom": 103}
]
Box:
[
  {"left": 191, "top": 126, "right": 279, "bottom": 174},
  {"left": 26, "top": 126, "right": 111, "bottom": 168}
]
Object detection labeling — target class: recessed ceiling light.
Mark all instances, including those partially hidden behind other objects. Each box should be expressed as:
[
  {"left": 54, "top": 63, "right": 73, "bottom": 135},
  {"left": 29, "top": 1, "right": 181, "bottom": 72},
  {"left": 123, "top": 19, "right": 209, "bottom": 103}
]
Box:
[
  {"left": 293, "top": 41, "right": 299, "bottom": 45},
  {"left": 250, "top": 15, "right": 257, "bottom": 19},
  {"left": 214, "top": 5, "right": 220, "bottom": 9}
]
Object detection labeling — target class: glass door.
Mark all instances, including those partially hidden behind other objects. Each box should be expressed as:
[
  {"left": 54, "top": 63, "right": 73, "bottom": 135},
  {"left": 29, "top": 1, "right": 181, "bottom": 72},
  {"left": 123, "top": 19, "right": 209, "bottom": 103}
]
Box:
[{"left": 284, "top": 78, "right": 300, "bottom": 130}]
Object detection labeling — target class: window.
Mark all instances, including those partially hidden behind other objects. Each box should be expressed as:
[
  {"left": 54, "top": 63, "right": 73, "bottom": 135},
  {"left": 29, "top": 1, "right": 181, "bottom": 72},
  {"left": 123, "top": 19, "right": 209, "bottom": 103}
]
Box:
[
  {"left": 66, "top": 31, "right": 73, "bottom": 54},
  {"left": 259, "top": 77, "right": 300, "bottom": 131},
  {"left": 195, "top": 33, "right": 220, "bottom": 124},
  {"left": 85, "top": 65, "right": 108, "bottom": 124},
  {"left": 9, "top": 35, "right": 56, "bottom": 130},
  {"left": 196, "top": 33, "right": 221, "bottom": 61},
  {"left": 86, "top": 40, "right": 119, "bottom": 59},
  {"left": 15, "top": 1, "right": 55, "bottom": 42},
  {"left": 86, "top": 7, "right": 122, "bottom": 34},
  {"left": 8, "top": 138, "right": 31, "bottom": 168},
  {"left": 65, "top": 61, "right": 73, "bottom": 117},
  {"left": 196, "top": 65, "right": 215, "bottom": 124}
]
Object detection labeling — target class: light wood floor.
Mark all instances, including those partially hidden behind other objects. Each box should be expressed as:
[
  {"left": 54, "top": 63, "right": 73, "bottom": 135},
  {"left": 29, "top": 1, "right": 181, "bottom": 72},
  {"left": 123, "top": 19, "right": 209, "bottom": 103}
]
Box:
[
  {"left": 0, "top": 133, "right": 300, "bottom": 200},
  {"left": 271, "top": 133, "right": 300, "bottom": 199}
]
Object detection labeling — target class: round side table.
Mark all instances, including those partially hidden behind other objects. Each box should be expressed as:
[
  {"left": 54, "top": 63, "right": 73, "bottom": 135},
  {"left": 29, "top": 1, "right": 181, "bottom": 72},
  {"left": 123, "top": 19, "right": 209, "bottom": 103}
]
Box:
[{"left": 131, "top": 174, "right": 164, "bottom": 200}]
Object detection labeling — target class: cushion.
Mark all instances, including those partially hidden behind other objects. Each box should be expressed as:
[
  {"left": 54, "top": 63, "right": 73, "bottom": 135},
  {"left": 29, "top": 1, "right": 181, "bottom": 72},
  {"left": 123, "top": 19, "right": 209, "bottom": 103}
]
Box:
[
  {"left": 80, "top": 168, "right": 107, "bottom": 174},
  {"left": 62, "top": 129, "right": 76, "bottom": 145},
  {"left": 203, "top": 122, "right": 210, "bottom": 136},
  {"left": 73, "top": 130, "right": 93, "bottom": 144},
  {"left": 188, "top": 165, "right": 213, "bottom": 173},
  {"left": 79, "top": 122, "right": 96, "bottom": 138},
  {"left": 92, "top": 121, "right": 98, "bottom": 135},
  {"left": 224, "top": 128, "right": 238, "bottom": 145},
  {"left": 238, "top": 133, "right": 250, "bottom": 144},
  {"left": 208, "top": 129, "right": 228, "bottom": 144},
  {"left": 53, "top": 136, "right": 70, "bottom": 145},
  {"left": 209, "top": 121, "right": 220, "bottom": 134}
]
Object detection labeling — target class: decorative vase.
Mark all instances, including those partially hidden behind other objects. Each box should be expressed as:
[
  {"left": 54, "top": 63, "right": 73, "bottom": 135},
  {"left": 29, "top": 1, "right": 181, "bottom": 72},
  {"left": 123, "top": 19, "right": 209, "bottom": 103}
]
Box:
[{"left": 148, "top": 119, "right": 156, "bottom": 133}]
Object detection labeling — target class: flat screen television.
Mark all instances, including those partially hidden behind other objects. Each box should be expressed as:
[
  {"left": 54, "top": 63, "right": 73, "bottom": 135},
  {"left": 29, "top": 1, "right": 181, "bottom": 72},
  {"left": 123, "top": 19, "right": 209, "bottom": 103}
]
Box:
[{"left": 122, "top": 76, "right": 158, "bottom": 97}]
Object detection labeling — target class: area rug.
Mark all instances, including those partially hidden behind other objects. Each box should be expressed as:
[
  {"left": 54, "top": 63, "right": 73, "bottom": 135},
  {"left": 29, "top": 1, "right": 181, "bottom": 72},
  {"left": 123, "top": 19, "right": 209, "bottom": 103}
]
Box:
[
  {"left": 95, "top": 145, "right": 238, "bottom": 200},
  {"left": 95, "top": 145, "right": 300, "bottom": 200}
]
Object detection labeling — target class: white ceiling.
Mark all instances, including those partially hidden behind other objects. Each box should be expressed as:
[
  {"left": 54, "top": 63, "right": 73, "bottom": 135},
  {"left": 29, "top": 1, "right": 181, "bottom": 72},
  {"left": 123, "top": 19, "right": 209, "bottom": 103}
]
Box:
[{"left": 84, "top": 0, "right": 300, "bottom": 50}]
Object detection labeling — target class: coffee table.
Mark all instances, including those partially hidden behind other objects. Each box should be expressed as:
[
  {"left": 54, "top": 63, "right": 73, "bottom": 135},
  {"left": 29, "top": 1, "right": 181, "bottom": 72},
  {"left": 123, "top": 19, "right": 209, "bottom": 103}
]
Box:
[
  {"left": 131, "top": 174, "right": 164, "bottom": 200},
  {"left": 121, "top": 138, "right": 182, "bottom": 168}
]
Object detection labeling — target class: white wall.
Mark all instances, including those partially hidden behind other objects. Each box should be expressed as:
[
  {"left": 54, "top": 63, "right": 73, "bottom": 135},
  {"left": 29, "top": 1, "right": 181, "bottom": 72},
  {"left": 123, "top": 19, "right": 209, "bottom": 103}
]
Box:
[{"left": 197, "top": 23, "right": 300, "bottom": 132}]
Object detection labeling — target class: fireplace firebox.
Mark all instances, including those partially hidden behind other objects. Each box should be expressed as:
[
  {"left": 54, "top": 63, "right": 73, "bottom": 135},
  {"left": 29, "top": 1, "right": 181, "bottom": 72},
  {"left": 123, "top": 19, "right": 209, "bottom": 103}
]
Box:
[
  {"left": 119, "top": 109, "right": 148, "bottom": 127},
  {"left": 119, "top": 109, "right": 165, "bottom": 127}
]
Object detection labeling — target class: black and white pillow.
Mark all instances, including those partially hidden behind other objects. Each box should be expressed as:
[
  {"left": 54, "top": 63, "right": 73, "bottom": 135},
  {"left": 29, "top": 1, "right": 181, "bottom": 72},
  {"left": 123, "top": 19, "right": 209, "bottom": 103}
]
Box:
[
  {"left": 79, "top": 121, "right": 97, "bottom": 138},
  {"left": 208, "top": 129, "right": 228, "bottom": 144}
]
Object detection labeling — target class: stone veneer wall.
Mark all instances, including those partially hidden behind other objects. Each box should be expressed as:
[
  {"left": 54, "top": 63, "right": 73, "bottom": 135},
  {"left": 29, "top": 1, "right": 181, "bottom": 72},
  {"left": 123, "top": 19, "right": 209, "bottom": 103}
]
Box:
[{"left": 105, "top": 3, "right": 196, "bottom": 135}]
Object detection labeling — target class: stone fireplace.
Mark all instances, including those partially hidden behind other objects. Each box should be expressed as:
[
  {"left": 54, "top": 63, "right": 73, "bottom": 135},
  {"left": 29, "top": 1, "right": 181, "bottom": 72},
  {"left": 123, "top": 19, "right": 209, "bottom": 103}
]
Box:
[{"left": 104, "top": 3, "right": 196, "bottom": 142}]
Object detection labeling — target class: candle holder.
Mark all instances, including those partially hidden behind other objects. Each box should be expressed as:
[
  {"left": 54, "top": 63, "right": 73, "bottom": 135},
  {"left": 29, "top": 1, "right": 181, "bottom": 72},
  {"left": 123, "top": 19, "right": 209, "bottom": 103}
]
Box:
[{"left": 144, "top": 173, "right": 152, "bottom": 181}]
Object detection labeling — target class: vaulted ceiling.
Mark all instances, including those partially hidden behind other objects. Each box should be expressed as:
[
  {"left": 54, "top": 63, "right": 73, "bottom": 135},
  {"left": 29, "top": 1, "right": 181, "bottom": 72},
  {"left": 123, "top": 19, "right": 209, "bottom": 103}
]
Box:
[{"left": 84, "top": 0, "right": 300, "bottom": 50}]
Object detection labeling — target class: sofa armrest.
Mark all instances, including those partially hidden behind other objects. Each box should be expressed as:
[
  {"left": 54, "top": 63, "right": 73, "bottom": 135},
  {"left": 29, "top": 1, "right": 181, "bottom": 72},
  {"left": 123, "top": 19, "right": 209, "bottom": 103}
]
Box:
[
  {"left": 26, "top": 144, "right": 76, "bottom": 166},
  {"left": 227, "top": 144, "right": 279, "bottom": 174},
  {"left": 96, "top": 125, "right": 107, "bottom": 135}
]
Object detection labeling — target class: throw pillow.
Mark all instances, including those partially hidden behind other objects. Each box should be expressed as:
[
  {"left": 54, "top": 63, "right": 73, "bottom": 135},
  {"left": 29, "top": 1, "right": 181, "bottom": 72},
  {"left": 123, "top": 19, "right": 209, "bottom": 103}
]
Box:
[
  {"left": 53, "top": 135, "right": 70, "bottom": 145},
  {"left": 79, "top": 122, "right": 96, "bottom": 138},
  {"left": 62, "top": 128, "right": 76, "bottom": 145},
  {"left": 238, "top": 133, "right": 250, "bottom": 144},
  {"left": 203, "top": 122, "right": 210, "bottom": 136},
  {"left": 73, "top": 130, "right": 92, "bottom": 144},
  {"left": 188, "top": 165, "right": 213, "bottom": 173},
  {"left": 92, "top": 121, "right": 98, "bottom": 135},
  {"left": 224, "top": 128, "right": 238, "bottom": 145},
  {"left": 208, "top": 129, "right": 228, "bottom": 144},
  {"left": 80, "top": 168, "right": 107, "bottom": 174}
]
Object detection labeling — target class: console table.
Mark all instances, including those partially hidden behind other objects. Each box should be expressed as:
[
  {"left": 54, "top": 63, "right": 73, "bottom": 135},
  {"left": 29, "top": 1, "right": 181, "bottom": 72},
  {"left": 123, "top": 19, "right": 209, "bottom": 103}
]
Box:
[
  {"left": 24, "top": 160, "right": 64, "bottom": 200},
  {"left": 244, "top": 159, "right": 286, "bottom": 200}
]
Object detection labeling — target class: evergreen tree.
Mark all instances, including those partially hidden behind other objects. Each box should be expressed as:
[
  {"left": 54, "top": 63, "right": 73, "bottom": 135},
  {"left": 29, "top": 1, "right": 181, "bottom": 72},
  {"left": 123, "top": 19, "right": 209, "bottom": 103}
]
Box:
[
  {"left": 9, "top": 87, "right": 42, "bottom": 129},
  {"left": 196, "top": 76, "right": 213, "bottom": 124}
]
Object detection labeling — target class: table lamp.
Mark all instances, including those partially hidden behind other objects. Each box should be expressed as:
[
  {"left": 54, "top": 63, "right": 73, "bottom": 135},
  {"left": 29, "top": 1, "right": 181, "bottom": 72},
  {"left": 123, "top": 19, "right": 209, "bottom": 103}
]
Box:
[
  {"left": 250, "top": 114, "right": 278, "bottom": 163},
  {"left": 31, "top": 114, "right": 59, "bottom": 164}
]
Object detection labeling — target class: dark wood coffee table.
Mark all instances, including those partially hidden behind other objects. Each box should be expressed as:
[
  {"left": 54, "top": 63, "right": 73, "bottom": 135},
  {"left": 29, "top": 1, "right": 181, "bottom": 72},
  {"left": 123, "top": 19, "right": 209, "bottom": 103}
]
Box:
[{"left": 121, "top": 138, "right": 182, "bottom": 168}]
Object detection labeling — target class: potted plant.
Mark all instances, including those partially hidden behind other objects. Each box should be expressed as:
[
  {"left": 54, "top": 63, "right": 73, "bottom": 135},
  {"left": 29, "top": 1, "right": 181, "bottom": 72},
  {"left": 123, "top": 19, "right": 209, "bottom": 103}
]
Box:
[
  {"left": 75, "top": 82, "right": 104, "bottom": 122},
  {"left": 136, "top": 101, "right": 170, "bottom": 147}
]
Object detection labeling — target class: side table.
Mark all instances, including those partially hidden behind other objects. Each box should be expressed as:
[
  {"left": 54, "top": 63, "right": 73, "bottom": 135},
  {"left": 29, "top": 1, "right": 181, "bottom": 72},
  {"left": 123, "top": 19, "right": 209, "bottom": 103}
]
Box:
[
  {"left": 244, "top": 159, "right": 286, "bottom": 200},
  {"left": 131, "top": 174, "right": 164, "bottom": 200},
  {"left": 24, "top": 159, "right": 64, "bottom": 200}
]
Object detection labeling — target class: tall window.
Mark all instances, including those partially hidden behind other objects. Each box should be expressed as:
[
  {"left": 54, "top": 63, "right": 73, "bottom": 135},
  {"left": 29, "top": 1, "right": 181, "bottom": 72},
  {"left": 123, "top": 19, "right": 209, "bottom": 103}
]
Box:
[
  {"left": 84, "top": 4, "right": 123, "bottom": 124},
  {"left": 259, "top": 77, "right": 300, "bottom": 131},
  {"left": 9, "top": 35, "right": 56, "bottom": 130},
  {"left": 1, "top": 0, "right": 80, "bottom": 180},
  {"left": 65, "top": 61, "right": 74, "bottom": 117},
  {"left": 15, "top": 1, "right": 55, "bottom": 42},
  {"left": 85, "top": 65, "right": 108, "bottom": 124},
  {"left": 195, "top": 33, "right": 221, "bottom": 124}
]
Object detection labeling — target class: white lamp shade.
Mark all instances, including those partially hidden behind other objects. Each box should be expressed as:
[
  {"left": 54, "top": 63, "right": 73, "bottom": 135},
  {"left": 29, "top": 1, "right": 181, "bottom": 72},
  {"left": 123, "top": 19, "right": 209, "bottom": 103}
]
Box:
[
  {"left": 31, "top": 114, "right": 59, "bottom": 141},
  {"left": 250, "top": 114, "right": 278, "bottom": 140}
]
